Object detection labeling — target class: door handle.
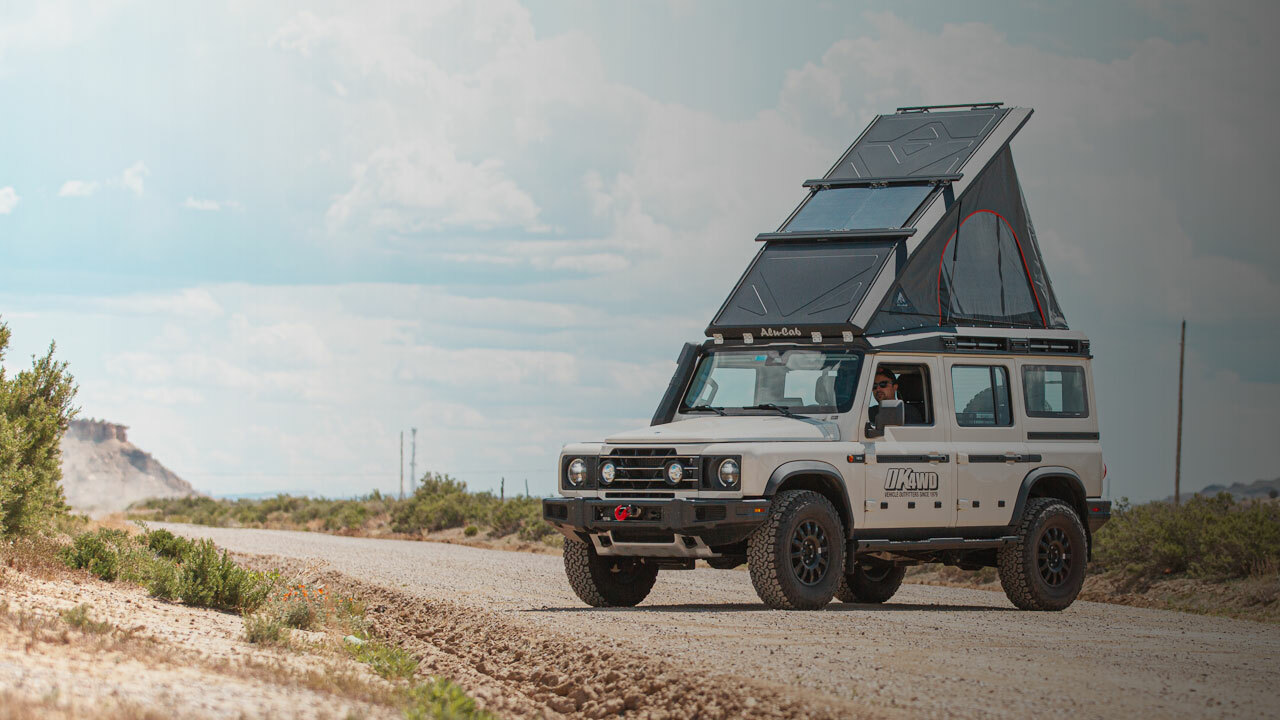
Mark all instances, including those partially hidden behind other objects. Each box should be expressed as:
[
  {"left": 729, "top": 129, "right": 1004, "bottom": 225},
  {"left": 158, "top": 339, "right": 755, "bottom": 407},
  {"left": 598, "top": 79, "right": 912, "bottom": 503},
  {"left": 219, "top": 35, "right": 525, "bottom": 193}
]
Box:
[
  {"left": 1003, "top": 451, "right": 1022, "bottom": 463},
  {"left": 926, "top": 452, "right": 948, "bottom": 463}
]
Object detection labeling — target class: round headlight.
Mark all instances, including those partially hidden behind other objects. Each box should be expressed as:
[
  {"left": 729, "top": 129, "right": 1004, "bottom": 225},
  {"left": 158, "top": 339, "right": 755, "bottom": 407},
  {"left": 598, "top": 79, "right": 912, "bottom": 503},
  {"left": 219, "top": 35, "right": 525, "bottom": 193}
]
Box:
[
  {"left": 665, "top": 462, "right": 684, "bottom": 484},
  {"left": 600, "top": 462, "right": 617, "bottom": 484},
  {"left": 717, "top": 458, "right": 741, "bottom": 487},
  {"left": 567, "top": 458, "right": 588, "bottom": 486}
]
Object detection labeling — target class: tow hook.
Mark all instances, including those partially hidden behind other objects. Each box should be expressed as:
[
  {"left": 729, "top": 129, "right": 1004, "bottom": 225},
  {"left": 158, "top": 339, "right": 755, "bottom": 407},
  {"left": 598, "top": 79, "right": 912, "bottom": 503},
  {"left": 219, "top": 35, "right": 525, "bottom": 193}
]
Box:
[{"left": 614, "top": 505, "right": 641, "bottom": 521}]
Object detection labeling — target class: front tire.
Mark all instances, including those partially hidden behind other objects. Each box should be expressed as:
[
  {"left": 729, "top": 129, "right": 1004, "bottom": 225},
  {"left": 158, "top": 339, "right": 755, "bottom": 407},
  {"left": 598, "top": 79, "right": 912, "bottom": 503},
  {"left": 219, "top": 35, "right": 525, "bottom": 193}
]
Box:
[
  {"left": 997, "top": 497, "right": 1087, "bottom": 610},
  {"left": 563, "top": 538, "right": 658, "bottom": 607},
  {"left": 747, "top": 490, "right": 845, "bottom": 610},
  {"left": 835, "top": 562, "right": 906, "bottom": 604}
]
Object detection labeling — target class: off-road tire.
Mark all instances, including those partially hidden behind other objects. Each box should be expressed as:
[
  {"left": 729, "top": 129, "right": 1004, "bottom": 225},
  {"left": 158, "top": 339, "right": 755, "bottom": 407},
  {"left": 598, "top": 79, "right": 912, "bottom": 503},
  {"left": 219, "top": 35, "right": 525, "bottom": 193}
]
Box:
[
  {"left": 747, "top": 490, "right": 845, "bottom": 610},
  {"left": 835, "top": 563, "right": 907, "bottom": 603},
  {"left": 563, "top": 538, "right": 658, "bottom": 607},
  {"left": 997, "top": 497, "right": 1087, "bottom": 611}
]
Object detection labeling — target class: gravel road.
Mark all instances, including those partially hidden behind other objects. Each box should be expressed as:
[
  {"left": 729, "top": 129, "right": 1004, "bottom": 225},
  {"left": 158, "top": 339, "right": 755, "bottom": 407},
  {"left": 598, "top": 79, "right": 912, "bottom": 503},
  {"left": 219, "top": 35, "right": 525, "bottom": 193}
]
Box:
[{"left": 161, "top": 524, "right": 1280, "bottom": 719}]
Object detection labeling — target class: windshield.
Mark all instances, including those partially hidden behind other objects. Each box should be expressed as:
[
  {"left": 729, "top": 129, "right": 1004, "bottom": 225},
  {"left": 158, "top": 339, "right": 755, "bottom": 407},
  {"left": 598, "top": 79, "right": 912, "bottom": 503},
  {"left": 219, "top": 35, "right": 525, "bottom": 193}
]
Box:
[{"left": 682, "top": 349, "right": 863, "bottom": 414}]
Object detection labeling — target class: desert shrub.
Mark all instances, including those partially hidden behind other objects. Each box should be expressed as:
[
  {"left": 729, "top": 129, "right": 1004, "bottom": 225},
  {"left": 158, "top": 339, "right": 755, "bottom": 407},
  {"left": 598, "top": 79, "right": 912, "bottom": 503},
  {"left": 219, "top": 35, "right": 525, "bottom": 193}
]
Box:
[
  {"left": 463, "top": 525, "right": 478, "bottom": 537},
  {"left": 348, "top": 637, "right": 419, "bottom": 680},
  {"left": 60, "top": 603, "right": 113, "bottom": 634},
  {"left": 61, "top": 529, "right": 128, "bottom": 580},
  {"left": 1094, "top": 493, "right": 1280, "bottom": 581},
  {"left": 403, "top": 677, "right": 497, "bottom": 720},
  {"left": 0, "top": 322, "right": 78, "bottom": 539},
  {"left": 279, "top": 598, "right": 320, "bottom": 630},
  {"left": 178, "top": 538, "right": 271, "bottom": 612},
  {"left": 243, "top": 612, "right": 288, "bottom": 646},
  {"left": 390, "top": 475, "right": 483, "bottom": 533},
  {"left": 145, "top": 528, "right": 193, "bottom": 560},
  {"left": 147, "top": 558, "right": 181, "bottom": 600}
]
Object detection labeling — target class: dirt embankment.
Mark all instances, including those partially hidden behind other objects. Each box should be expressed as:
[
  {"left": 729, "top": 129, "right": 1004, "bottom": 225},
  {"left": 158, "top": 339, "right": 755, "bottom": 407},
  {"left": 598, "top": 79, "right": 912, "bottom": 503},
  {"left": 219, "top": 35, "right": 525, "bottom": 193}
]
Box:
[{"left": 0, "top": 549, "right": 399, "bottom": 719}]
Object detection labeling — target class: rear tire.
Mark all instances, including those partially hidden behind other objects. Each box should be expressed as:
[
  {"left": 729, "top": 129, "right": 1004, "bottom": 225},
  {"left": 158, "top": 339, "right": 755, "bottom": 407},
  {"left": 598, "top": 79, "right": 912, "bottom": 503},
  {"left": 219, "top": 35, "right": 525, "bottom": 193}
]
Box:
[
  {"left": 563, "top": 538, "right": 658, "bottom": 607},
  {"left": 835, "top": 563, "right": 906, "bottom": 604},
  {"left": 997, "top": 497, "right": 1087, "bottom": 610},
  {"left": 747, "top": 490, "right": 844, "bottom": 610}
]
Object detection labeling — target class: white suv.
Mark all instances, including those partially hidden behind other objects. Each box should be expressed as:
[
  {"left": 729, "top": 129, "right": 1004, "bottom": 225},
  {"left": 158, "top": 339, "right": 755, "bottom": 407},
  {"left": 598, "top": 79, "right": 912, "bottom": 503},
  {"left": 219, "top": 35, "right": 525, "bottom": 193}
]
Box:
[{"left": 543, "top": 103, "right": 1110, "bottom": 610}]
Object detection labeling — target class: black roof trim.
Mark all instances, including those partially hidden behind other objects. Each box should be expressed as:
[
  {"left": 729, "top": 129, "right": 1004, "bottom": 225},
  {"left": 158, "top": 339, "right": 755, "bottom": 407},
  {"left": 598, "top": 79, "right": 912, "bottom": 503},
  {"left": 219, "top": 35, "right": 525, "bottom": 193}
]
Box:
[
  {"left": 896, "top": 102, "right": 1003, "bottom": 114},
  {"left": 801, "top": 174, "right": 961, "bottom": 189},
  {"left": 872, "top": 333, "right": 1092, "bottom": 357},
  {"left": 755, "top": 229, "right": 915, "bottom": 242}
]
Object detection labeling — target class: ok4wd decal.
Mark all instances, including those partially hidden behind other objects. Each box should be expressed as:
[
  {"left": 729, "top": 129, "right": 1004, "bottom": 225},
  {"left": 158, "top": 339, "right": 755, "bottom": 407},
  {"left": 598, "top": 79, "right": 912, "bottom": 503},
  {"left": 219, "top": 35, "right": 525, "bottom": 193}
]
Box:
[{"left": 884, "top": 468, "right": 939, "bottom": 497}]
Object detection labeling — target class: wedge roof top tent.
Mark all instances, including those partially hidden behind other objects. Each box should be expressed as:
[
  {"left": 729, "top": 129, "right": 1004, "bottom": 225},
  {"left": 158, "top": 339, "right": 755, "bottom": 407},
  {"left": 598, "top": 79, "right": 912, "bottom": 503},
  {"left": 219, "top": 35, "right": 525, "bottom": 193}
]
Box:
[{"left": 706, "top": 103, "right": 1071, "bottom": 348}]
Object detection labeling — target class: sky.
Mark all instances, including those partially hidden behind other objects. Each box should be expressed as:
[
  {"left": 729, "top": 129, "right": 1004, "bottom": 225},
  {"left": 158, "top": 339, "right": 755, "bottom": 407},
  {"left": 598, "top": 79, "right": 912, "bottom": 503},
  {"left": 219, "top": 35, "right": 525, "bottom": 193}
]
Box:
[{"left": 1, "top": 0, "right": 1277, "bottom": 502}]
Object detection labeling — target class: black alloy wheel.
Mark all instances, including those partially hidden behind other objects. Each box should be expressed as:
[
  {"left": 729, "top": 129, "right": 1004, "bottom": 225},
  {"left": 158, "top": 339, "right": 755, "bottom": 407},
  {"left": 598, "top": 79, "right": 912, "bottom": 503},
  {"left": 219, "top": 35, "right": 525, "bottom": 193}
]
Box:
[
  {"left": 790, "top": 520, "right": 831, "bottom": 586},
  {"left": 1037, "top": 526, "right": 1073, "bottom": 587}
]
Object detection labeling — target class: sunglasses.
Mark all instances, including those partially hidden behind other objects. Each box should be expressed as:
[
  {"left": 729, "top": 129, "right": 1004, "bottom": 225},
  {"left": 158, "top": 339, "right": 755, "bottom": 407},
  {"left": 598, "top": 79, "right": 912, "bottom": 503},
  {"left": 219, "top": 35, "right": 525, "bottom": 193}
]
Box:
[{"left": 872, "top": 380, "right": 894, "bottom": 389}]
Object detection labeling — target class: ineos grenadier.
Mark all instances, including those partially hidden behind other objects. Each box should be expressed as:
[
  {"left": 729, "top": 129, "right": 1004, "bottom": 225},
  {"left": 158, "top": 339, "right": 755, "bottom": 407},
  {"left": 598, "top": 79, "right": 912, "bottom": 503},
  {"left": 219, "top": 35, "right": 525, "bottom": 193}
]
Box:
[{"left": 543, "top": 103, "right": 1110, "bottom": 610}]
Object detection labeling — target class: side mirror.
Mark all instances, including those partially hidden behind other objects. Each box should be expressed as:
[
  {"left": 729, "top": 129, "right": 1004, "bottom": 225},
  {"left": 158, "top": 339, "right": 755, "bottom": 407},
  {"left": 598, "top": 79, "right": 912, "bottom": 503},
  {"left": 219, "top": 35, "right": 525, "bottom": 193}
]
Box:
[{"left": 864, "top": 399, "right": 905, "bottom": 439}]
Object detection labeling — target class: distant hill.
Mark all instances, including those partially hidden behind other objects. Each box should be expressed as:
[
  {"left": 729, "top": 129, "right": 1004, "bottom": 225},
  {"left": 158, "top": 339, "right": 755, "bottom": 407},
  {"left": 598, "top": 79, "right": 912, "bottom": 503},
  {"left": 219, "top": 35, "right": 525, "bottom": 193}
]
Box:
[
  {"left": 1163, "top": 477, "right": 1280, "bottom": 504},
  {"left": 59, "top": 419, "right": 199, "bottom": 513}
]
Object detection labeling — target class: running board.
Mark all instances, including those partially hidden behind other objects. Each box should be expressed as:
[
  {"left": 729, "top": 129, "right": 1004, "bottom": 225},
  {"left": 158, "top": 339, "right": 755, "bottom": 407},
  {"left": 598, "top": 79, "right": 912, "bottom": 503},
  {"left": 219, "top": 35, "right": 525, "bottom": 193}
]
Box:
[{"left": 852, "top": 536, "right": 1019, "bottom": 553}]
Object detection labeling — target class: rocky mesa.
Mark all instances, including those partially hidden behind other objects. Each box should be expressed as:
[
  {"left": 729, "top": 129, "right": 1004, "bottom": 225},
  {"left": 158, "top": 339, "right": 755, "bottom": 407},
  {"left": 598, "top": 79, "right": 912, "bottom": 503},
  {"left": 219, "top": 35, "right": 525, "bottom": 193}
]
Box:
[{"left": 59, "top": 419, "right": 199, "bottom": 513}]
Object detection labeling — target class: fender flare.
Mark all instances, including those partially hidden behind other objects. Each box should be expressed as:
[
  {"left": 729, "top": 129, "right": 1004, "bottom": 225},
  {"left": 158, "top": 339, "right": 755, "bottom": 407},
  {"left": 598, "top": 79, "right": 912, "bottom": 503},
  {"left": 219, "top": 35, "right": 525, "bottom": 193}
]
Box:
[
  {"left": 763, "top": 460, "right": 854, "bottom": 538},
  {"left": 1011, "top": 466, "right": 1092, "bottom": 552}
]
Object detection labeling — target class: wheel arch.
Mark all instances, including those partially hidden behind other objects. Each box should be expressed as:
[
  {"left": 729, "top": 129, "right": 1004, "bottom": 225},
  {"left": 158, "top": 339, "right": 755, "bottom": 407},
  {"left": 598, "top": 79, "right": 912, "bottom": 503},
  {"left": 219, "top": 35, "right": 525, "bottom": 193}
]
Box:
[
  {"left": 763, "top": 461, "right": 854, "bottom": 538},
  {"left": 1012, "top": 466, "right": 1092, "bottom": 556}
]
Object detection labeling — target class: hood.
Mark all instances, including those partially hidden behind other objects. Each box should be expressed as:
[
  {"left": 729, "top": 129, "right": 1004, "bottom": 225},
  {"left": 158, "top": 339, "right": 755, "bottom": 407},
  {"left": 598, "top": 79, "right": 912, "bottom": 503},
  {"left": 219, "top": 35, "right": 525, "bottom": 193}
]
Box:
[{"left": 605, "top": 415, "right": 840, "bottom": 444}]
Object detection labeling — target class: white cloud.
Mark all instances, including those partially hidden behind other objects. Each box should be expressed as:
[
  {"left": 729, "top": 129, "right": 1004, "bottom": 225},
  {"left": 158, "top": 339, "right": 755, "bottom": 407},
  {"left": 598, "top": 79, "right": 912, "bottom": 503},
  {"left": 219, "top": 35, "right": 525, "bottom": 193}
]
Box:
[
  {"left": 0, "top": 186, "right": 16, "bottom": 214},
  {"left": 97, "top": 288, "right": 224, "bottom": 319},
  {"left": 121, "top": 161, "right": 149, "bottom": 195},
  {"left": 183, "top": 196, "right": 221, "bottom": 211},
  {"left": 327, "top": 141, "right": 544, "bottom": 233},
  {"left": 58, "top": 180, "right": 99, "bottom": 197}
]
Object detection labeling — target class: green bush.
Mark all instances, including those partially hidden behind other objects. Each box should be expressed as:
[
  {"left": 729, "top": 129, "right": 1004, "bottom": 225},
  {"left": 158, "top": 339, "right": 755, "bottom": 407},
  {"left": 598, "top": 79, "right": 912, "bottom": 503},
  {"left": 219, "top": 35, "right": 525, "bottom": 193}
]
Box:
[
  {"left": 147, "top": 558, "right": 180, "bottom": 600},
  {"left": 0, "top": 321, "right": 78, "bottom": 539},
  {"left": 1094, "top": 493, "right": 1280, "bottom": 581},
  {"left": 145, "top": 528, "right": 193, "bottom": 560},
  {"left": 463, "top": 525, "right": 478, "bottom": 537},
  {"left": 347, "top": 637, "right": 419, "bottom": 680},
  {"left": 279, "top": 598, "right": 320, "bottom": 630},
  {"left": 61, "top": 603, "right": 113, "bottom": 634},
  {"left": 243, "top": 612, "right": 288, "bottom": 646},
  {"left": 403, "top": 677, "right": 497, "bottom": 720},
  {"left": 178, "top": 538, "right": 271, "bottom": 612},
  {"left": 61, "top": 529, "right": 127, "bottom": 580}
]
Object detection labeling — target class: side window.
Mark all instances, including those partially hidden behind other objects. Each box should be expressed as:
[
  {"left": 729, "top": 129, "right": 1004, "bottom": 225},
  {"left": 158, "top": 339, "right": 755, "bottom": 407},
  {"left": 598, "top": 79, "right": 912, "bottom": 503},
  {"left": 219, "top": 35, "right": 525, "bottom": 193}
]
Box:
[
  {"left": 871, "top": 364, "right": 933, "bottom": 425},
  {"left": 951, "top": 365, "right": 1013, "bottom": 426},
  {"left": 1023, "top": 365, "right": 1089, "bottom": 418}
]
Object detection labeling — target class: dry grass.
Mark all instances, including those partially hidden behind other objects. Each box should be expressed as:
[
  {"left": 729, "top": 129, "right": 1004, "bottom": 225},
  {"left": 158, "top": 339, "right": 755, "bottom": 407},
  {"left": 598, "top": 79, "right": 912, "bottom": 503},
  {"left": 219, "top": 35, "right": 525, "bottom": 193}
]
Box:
[{"left": 0, "top": 692, "right": 171, "bottom": 720}]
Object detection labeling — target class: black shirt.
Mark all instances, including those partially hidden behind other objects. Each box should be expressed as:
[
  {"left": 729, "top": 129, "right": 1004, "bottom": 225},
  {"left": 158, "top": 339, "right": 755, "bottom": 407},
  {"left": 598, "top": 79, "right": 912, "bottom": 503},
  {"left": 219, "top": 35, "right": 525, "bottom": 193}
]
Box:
[{"left": 868, "top": 402, "right": 925, "bottom": 426}]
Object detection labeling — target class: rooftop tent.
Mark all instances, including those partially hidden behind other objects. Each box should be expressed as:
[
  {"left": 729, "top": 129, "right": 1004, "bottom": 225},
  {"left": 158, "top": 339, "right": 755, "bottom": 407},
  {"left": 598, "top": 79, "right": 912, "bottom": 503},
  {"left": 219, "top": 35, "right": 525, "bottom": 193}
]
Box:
[
  {"left": 705, "top": 103, "right": 1068, "bottom": 342},
  {"left": 865, "top": 146, "right": 1068, "bottom": 333}
]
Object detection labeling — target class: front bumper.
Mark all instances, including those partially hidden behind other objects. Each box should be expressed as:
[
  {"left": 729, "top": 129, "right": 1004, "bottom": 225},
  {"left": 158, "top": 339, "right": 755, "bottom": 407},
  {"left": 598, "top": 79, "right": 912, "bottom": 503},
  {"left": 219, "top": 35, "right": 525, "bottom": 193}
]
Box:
[
  {"left": 542, "top": 496, "right": 770, "bottom": 549},
  {"left": 1086, "top": 498, "right": 1111, "bottom": 533}
]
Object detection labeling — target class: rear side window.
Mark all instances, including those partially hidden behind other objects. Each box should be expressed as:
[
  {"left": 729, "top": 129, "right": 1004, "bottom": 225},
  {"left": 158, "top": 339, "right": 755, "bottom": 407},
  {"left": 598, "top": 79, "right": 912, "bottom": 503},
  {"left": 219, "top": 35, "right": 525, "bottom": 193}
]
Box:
[
  {"left": 951, "top": 366, "right": 1012, "bottom": 426},
  {"left": 1022, "top": 365, "right": 1089, "bottom": 418}
]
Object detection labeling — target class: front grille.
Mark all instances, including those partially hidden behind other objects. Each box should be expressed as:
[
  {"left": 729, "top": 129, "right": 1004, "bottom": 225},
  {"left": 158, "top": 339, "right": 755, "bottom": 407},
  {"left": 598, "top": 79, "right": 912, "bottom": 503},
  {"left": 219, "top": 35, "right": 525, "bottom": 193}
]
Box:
[{"left": 600, "top": 448, "right": 700, "bottom": 491}]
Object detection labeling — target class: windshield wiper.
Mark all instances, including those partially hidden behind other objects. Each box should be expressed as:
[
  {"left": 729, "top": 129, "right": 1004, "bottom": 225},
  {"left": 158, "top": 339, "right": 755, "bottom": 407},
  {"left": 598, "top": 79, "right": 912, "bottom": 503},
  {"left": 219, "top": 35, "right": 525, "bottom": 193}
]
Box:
[
  {"left": 686, "top": 405, "right": 727, "bottom": 416},
  {"left": 747, "top": 403, "right": 808, "bottom": 419}
]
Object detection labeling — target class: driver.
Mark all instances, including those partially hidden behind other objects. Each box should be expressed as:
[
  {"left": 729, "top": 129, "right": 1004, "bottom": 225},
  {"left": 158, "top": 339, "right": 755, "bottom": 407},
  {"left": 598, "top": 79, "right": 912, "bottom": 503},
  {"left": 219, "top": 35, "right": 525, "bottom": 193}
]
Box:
[{"left": 868, "top": 368, "right": 924, "bottom": 425}]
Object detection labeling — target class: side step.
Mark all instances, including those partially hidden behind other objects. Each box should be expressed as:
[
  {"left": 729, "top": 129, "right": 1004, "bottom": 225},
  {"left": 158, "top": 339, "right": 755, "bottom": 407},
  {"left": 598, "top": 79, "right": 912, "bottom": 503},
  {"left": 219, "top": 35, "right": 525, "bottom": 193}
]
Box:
[{"left": 853, "top": 536, "right": 1019, "bottom": 553}]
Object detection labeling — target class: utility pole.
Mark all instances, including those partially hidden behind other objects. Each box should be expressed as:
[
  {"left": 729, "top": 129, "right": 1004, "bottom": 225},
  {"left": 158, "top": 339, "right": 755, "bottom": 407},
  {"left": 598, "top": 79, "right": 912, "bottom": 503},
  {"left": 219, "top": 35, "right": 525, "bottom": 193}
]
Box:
[
  {"left": 500, "top": 477, "right": 505, "bottom": 502},
  {"left": 410, "top": 427, "right": 418, "bottom": 493},
  {"left": 399, "top": 431, "right": 404, "bottom": 500},
  {"left": 525, "top": 478, "right": 529, "bottom": 498},
  {"left": 1175, "top": 320, "right": 1186, "bottom": 507}
]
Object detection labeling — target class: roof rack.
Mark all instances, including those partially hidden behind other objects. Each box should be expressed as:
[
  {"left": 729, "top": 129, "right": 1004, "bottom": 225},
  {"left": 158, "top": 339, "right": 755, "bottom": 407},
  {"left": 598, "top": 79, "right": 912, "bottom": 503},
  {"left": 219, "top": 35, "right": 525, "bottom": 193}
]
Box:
[
  {"left": 895, "top": 102, "right": 1003, "bottom": 114},
  {"left": 802, "top": 174, "right": 961, "bottom": 189}
]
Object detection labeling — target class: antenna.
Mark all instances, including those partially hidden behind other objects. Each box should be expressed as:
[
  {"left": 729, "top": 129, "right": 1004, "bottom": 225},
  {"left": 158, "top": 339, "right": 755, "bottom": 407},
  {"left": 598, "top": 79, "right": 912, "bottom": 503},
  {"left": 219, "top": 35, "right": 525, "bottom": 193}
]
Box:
[{"left": 399, "top": 430, "right": 404, "bottom": 500}]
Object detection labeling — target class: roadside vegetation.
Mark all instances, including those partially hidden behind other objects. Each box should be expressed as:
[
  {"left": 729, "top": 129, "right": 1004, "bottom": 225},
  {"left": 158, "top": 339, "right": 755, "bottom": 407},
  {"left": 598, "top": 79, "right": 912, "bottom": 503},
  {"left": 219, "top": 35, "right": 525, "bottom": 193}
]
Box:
[
  {"left": 0, "top": 320, "right": 498, "bottom": 718},
  {"left": 132, "top": 472, "right": 561, "bottom": 549},
  {"left": 909, "top": 492, "right": 1280, "bottom": 622}
]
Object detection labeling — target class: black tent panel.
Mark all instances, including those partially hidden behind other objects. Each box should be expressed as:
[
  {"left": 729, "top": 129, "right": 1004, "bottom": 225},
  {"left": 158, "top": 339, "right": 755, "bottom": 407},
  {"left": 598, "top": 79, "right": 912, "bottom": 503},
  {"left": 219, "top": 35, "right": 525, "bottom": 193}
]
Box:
[
  {"left": 783, "top": 185, "right": 934, "bottom": 232},
  {"left": 828, "top": 108, "right": 1007, "bottom": 179},
  {"left": 709, "top": 240, "right": 896, "bottom": 335},
  {"left": 866, "top": 146, "right": 1068, "bottom": 334}
]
